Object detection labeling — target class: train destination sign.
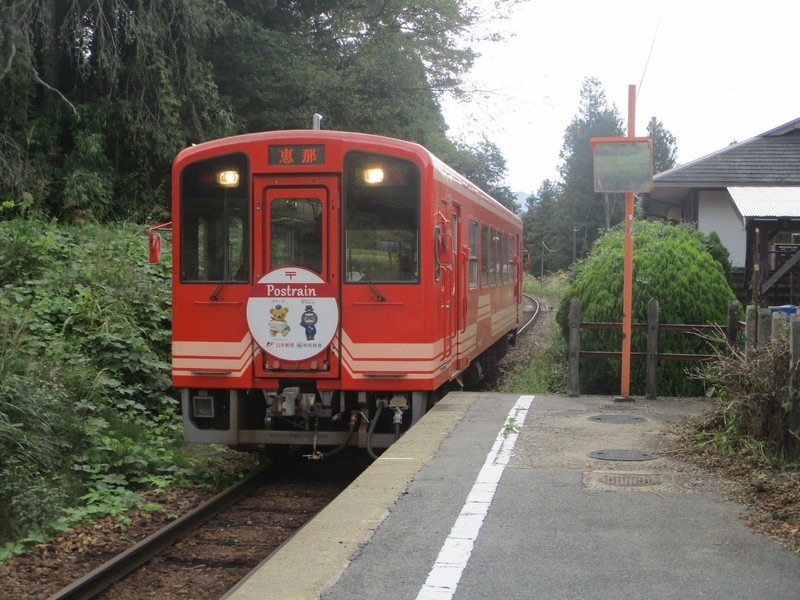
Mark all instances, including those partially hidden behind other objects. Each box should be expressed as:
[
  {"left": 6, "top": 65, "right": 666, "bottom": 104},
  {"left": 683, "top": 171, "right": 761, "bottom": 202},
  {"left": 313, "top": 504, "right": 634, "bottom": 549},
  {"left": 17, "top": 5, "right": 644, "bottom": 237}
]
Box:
[
  {"left": 590, "top": 137, "right": 653, "bottom": 193},
  {"left": 268, "top": 144, "right": 326, "bottom": 166},
  {"left": 246, "top": 267, "right": 339, "bottom": 361}
]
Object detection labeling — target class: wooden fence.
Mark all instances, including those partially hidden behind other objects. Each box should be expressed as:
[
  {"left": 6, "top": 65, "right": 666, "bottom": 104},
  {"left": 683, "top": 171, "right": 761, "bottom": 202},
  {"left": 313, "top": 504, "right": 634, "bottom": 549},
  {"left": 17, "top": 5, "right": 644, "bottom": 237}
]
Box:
[
  {"left": 567, "top": 297, "right": 740, "bottom": 399},
  {"left": 747, "top": 305, "right": 800, "bottom": 457},
  {"left": 567, "top": 298, "right": 800, "bottom": 457},
  {"left": 568, "top": 298, "right": 800, "bottom": 454}
]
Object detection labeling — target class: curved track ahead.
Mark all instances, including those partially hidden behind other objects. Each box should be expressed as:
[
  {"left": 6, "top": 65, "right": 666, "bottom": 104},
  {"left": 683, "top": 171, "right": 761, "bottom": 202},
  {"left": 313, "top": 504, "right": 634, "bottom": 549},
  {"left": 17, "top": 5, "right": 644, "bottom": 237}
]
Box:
[{"left": 518, "top": 292, "right": 540, "bottom": 335}]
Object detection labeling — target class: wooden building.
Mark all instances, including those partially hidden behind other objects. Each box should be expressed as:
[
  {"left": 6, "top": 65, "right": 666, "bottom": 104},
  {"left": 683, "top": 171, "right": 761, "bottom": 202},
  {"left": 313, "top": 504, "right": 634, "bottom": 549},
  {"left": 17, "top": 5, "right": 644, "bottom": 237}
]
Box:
[{"left": 646, "top": 118, "right": 800, "bottom": 306}]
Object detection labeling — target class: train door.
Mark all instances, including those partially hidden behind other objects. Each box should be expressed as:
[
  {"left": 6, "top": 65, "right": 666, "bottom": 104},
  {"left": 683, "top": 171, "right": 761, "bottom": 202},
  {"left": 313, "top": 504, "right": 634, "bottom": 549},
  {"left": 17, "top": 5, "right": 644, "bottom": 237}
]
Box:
[
  {"left": 251, "top": 176, "right": 340, "bottom": 378},
  {"left": 451, "top": 206, "right": 465, "bottom": 371},
  {"left": 436, "top": 203, "right": 462, "bottom": 370}
]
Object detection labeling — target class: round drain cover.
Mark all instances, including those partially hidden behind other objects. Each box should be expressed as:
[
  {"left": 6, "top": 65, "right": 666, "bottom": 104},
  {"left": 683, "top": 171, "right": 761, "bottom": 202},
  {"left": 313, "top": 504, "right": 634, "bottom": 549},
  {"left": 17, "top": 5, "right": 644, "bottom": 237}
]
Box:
[
  {"left": 588, "top": 414, "right": 647, "bottom": 424},
  {"left": 587, "top": 449, "right": 658, "bottom": 461}
]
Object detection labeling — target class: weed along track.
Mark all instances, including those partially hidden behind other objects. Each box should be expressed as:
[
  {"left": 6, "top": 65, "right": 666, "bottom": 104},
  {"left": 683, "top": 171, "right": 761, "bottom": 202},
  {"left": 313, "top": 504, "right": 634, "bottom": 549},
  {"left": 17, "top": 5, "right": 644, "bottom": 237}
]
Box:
[
  {"left": 4, "top": 297, "right": 542, "bottom": 600},
  {"left": 95, "top": 476, "right": 352, "bottom": 600},
  {"left": 4, "top": 454, "right": 366, "bottom": 600}
]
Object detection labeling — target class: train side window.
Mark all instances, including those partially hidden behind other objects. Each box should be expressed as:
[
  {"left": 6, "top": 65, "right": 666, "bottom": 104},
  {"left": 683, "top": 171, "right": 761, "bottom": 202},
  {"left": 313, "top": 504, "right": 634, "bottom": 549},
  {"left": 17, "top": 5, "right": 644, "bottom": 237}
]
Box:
[
  {"left": 481, "top": 224, "right": 489, "bottom": 287},
  {"left": 469, "top": 220, "right": 478, "bottom": 289},
  {"left": 343, "top": 151, "right": 420, "bottom": 283},
  {"left": 489, "top": 227, "right": 500, "bottom": 285},
  {"left": 502, "top": 233, "right": 509, "bottom": 284},
  {"left": 510, "top": 236, "right": 515, "bottom": 284},
  {"left": 179, "top": 153, "right": 250, "bottom": 283}
]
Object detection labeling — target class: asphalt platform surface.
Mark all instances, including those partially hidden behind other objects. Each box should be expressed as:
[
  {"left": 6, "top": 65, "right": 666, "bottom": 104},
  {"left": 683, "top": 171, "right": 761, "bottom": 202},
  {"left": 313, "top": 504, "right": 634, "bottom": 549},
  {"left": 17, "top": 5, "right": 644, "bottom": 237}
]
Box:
[{"left": 224, "top": 393, "right": 800, "bottom": 600}]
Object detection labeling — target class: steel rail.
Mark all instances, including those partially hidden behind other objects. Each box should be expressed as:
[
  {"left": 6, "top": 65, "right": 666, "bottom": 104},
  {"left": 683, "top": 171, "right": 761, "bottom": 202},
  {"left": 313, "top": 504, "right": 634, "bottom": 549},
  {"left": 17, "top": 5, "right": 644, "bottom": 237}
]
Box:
[
  {"left": 517, "top": 292, "right": 540, "bottom": 335},
  {"left": 47, "top": 467, "right": 273, "bottom": 600}
]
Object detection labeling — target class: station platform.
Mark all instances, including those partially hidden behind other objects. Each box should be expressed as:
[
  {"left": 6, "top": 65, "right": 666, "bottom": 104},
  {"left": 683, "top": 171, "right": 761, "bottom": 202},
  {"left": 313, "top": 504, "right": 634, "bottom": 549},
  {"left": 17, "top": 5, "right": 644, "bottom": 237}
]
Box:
[{"left": 223, "top": 393, "right": 800, "bottom": 600}]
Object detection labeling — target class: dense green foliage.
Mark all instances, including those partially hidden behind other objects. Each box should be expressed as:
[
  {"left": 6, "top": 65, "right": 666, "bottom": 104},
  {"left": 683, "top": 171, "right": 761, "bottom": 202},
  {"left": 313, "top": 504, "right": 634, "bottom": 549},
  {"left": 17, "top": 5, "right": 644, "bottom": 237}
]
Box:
[
  {"left": 555, "top": 220, "right": 738, "bottom": 396},
  {"left": 0, "top": 0, "right": 521, "bottom": 220},
  {"left": 0, "top": 219, "right": 183, "bottom": 551}
]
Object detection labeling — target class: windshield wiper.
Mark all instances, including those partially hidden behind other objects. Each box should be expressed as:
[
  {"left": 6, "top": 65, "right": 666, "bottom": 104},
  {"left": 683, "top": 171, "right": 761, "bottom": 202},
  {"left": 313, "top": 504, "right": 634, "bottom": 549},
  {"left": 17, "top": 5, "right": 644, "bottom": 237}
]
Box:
[
  {"left": 352, "top": 259, "right": 385, "bottom": 302},
  {"left": 210, "top": 280, "right": 226, "bottom": 301}
]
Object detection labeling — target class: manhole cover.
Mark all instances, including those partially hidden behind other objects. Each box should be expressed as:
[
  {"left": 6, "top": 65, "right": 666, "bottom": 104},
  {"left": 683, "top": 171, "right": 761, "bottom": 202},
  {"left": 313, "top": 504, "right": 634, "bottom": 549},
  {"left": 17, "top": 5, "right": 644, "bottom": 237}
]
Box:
[
  {"left": 587, "top": 414, "right": 647, "bottom": 424},
  {"left": 599, "top": 473, "right": 660, "bottom": 487},
  {"left": 587, "top": 449, "right": 658, "bottom": 461}
]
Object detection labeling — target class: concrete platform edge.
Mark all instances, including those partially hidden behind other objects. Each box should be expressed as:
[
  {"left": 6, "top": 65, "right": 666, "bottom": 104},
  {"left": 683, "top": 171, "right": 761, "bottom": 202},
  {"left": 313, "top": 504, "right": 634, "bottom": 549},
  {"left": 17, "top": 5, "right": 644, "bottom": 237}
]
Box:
[{"left": 222, "top": 392, "right": 482, "bottom": 600}]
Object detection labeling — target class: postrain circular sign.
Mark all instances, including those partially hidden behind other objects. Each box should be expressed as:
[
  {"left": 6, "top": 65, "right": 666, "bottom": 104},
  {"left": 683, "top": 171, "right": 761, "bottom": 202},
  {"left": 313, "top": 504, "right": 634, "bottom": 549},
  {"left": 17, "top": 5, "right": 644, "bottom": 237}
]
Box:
[{"left": 246, "top": 267, "right": 339, "bottom": 361}]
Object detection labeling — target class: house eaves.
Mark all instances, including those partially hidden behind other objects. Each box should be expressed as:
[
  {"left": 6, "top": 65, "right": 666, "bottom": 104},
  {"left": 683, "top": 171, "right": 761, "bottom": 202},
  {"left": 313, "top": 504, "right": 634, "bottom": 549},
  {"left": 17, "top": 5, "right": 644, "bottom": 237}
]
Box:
[{"left": 653, "top": 117, "right": 800, "bottom": 188}]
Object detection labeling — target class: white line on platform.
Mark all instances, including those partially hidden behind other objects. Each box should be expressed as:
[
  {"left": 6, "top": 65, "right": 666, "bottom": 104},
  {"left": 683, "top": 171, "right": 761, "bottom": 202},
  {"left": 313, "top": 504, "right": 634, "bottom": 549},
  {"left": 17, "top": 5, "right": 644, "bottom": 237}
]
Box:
[{"left": 415, "top": 395, "right": 535, "bottom": 600}]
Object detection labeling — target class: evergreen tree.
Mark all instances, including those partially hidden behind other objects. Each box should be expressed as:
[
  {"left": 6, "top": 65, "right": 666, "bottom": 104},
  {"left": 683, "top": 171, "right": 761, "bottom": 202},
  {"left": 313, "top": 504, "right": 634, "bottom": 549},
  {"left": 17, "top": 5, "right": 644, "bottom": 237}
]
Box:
[
  {"left": 522, "top": 179, "right": 561, "bottom": 272},
  {"left": 555, "top": 77, "right": 625, "bottom": 268},
  {"left": 0, "top": 0, "right": 516, "bottom": 222},
  {"left": 444, "top": 137, "right": 519, "bottom": 213},
  {"left": 555, "top": 220, "right": 738, "bottom": 396},
  {"left": 0, "top": 0, "right": 237, "bottom": 220},
  {"left": 647, "top": 116, "right": 678, "bottom": 174}
]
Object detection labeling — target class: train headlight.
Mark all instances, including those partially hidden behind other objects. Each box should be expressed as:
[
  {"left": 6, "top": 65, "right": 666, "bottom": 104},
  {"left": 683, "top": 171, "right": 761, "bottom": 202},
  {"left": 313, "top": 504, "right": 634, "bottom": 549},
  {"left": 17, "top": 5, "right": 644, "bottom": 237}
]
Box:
[
  {"left": 217, "top": 170, "right": 240, "bottom": 187},
  {"left": 363, "top": 167, "right": 384, "bottom": 184}
]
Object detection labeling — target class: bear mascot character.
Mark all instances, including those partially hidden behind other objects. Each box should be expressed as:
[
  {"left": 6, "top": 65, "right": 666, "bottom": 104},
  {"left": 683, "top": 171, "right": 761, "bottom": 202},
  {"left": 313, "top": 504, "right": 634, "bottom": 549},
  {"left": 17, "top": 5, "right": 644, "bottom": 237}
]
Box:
[{"left": 269, "top": 304, "right": 291, "bottom": 337}]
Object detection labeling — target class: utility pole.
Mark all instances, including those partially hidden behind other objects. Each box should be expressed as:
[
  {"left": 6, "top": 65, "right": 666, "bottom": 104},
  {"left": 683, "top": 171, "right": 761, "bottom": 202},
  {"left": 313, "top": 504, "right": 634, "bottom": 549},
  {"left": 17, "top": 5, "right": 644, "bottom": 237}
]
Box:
[{"left": 572, "top": 226, "right": 584, "bottom": 263}]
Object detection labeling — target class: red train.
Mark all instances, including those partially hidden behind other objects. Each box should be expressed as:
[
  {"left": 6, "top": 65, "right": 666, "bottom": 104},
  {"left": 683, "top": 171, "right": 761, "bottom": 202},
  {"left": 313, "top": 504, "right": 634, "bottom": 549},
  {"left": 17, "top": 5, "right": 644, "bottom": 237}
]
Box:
[{"left": 163, "top": 130, "right": 523, "bottom": 457}]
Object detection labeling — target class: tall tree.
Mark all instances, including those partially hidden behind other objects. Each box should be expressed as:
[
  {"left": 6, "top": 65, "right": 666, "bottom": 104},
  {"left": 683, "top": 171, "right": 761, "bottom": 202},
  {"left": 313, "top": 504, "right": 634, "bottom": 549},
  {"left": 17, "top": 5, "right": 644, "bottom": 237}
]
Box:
[
  {"left": 0, "top": 0, "right": 238, "bottom": 220},
  {"left": 646, "top": 116, "right": 678, "bottom": 174},
  {"left": 212, "top": 0, "right": 472, "bottom": 146},
  {"left": 444, "top": 137, "right": 519, "bottom": 212},
  {"left": 552, "top": 76, "right": 624, "bottom": 269},
  {"left": 522, "top": 179, "right": 562, "bottom": 273},
  {"left": 1, "top": 0, "right": 510, "bottom": 221}
]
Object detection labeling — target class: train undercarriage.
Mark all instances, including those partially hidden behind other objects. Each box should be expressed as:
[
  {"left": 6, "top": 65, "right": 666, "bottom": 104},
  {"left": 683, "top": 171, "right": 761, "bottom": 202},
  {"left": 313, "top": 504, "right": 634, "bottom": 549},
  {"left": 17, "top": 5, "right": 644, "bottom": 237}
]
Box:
[{"left": 181, "top": 333, "right": 513, "bottom": 459}]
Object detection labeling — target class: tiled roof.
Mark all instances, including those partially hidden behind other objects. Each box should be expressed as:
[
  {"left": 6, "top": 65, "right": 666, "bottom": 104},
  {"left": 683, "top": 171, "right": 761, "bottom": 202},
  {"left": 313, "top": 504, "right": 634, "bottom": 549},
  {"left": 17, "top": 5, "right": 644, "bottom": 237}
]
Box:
[{"left": 653, "top": 118, "right": 800, "bottom": 187}]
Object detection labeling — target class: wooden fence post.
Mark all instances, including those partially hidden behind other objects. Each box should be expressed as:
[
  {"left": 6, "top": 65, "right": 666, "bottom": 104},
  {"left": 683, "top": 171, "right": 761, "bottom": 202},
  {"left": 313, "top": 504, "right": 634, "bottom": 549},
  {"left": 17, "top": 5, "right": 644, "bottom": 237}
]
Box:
[
  {"left": 757, "top": 308, "right": 772, "bottom": 346},
  {"left": 568, "top": 297, "right": 580, "bottom": 397},
  {"left": 727, "top": 301, "right": 739, "bottom": 346},
  {"left": 745, "top": 305, "right": 757, "bottom": 358},
  {"left": 646, "top": 298, "right": 659, "bottom": 400},
  {"left": 789, "top": 314, "right": 800, "bottom": 458},
  {"left": 772, "top": 310, "right": 788, "bottom": 339}
]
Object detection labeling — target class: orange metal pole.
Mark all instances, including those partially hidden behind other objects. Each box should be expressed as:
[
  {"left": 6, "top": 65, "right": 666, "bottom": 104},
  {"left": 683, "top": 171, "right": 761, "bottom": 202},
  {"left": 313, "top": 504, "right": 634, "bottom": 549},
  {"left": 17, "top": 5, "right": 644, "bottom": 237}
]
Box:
[{"left": 620, "top": 84, "right": 636, "bottom": 397}]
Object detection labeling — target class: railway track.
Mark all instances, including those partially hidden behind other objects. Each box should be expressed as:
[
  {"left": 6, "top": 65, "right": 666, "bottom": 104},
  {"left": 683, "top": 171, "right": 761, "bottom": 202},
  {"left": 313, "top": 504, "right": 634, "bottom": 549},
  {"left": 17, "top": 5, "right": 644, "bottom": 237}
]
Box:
[
  {"left": 44, "top": 299, "right": 541, "bottom": 600},
  {"left": 519, "top": 292, "right": 541, "bottom": 335},
  {"left": 47, "top": 469, "right": 270, "bottom": 600},
  {"left": 46, "top": 454, "right": 366, "bottom": 600}
]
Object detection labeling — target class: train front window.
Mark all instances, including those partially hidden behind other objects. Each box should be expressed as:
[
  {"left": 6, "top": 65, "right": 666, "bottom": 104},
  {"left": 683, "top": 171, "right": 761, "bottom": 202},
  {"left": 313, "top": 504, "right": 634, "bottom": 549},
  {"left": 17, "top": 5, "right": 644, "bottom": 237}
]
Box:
[
  {"left": 343, "top": 151, "right": 420, "bottom": 283},
  {"left": 270, "top": 198, "right": 323, "bottom": 273},
  {"left": 180, "top": 153, "right": 250, "bottom": 283}
]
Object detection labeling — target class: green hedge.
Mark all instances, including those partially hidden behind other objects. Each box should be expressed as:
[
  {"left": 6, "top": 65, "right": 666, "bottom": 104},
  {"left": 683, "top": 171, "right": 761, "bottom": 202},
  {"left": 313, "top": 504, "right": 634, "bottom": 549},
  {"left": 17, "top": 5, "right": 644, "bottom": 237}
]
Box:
[{"left": 555, "top": 221, "right": 739, "bottom": 396}]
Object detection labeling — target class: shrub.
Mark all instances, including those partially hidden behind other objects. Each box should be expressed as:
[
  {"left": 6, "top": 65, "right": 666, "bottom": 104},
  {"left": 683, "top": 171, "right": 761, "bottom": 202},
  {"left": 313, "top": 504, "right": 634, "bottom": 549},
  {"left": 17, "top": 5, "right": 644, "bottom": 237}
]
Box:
[
  {"left": 699, "top": 336, "right": 797, "bottom": 459},
  {"left": 555, "top": 220, "right": 739, "bottom": 396},
  {"left": 0, "top": 218, "right": 182, "bottom": 550}
]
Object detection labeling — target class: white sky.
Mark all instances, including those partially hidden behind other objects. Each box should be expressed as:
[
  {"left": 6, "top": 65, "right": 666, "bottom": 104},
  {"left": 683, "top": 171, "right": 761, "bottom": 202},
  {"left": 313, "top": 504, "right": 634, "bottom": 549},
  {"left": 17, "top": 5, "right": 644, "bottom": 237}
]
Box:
[{"left": 443, "top": 0, "right": 800, "bottom": 195}]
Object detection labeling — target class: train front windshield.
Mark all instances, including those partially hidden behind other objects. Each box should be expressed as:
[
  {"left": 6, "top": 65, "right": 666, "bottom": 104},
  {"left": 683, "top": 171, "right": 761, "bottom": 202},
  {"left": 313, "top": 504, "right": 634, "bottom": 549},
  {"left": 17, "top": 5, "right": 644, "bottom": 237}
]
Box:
[
  {"left": 179, "top": 153, "right": 250, "bottom": 283},
  {"left": 343, "top": 151, "right": 420, "bottom": 283}
]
